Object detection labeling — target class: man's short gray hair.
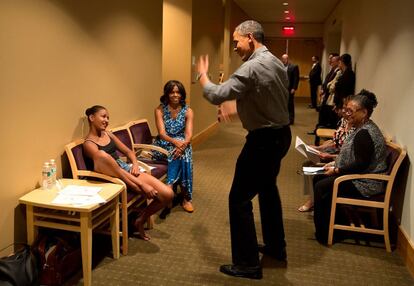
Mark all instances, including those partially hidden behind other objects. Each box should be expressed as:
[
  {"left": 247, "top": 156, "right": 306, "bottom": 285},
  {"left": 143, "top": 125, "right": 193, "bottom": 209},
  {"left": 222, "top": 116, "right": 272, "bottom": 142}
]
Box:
[{"left": 235, "top": 20, "right": 264, "bottom": 43}]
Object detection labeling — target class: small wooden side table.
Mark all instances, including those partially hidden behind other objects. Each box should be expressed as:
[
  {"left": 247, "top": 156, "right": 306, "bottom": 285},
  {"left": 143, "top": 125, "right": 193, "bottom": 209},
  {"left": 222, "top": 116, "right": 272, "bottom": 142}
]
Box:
[{"left": 19, "top": 178, "right": 124, "bottom": 286}]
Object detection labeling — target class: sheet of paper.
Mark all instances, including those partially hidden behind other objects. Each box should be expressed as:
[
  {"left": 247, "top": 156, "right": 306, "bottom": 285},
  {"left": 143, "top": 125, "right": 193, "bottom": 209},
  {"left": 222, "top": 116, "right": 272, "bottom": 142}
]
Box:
[
  {"left": 52, "top": 193, "right": 106, "bottom": 206},
  {"left": 295, "top": 136, "right": 307, "bottom": 157},
  {"left": 305, "top": 144, "right": 320, "bottom": 155},
  {"left": 53, "top": 184, "right": 106, "bottom": 206},
  {"left": 295, "top": 136, "right": 321, "bottom": 163},
  {"left": 302, "top": 166, "right": 329, "bottom": 175},
  {"left": 303, "top": 166, "right": 325, "bottom": 173},
  {"left": 59, "top": 185, "right": 102, "bottom": 196}
]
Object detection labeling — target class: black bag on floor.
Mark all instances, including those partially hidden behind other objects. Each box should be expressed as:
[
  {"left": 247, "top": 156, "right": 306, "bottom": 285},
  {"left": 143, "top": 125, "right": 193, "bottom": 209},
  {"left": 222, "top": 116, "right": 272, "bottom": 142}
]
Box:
[{"left": 0, "top": 243, "right": 39, "bottom": 286}]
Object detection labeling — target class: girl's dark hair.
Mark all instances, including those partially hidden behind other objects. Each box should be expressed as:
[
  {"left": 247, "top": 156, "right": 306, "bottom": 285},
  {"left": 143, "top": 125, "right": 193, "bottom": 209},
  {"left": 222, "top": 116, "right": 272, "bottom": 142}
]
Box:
[
  {"left": 350, "top": 89, "right": 378, "bottom": 117},
  {"left": 160, "top": 80, "right": 187, "bottom": 106},
  {"left": 85, "top": 105, "right": 106, "bottom": 122}
]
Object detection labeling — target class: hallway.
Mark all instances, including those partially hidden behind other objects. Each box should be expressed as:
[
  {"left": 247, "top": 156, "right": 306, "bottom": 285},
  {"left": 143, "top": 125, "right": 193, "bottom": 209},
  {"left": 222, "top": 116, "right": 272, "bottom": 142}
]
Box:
[{"left": 87, "top": 102, "right": 413, "bottom": 285}]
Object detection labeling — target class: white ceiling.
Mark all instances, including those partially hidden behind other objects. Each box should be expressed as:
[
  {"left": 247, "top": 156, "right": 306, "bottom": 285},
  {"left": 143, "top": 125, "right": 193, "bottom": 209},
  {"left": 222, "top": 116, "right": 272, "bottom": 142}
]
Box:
[{"left": 233, "top": 0, "right": 340, "bottom": 23}]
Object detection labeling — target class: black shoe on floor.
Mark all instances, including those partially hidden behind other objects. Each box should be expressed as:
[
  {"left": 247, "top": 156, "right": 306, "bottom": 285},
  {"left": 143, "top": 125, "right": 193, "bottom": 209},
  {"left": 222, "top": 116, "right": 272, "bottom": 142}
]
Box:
[
  {"left": 172, "top": 193, "right": 183, "bottom": 207},
  {"left": 258, "top": 244, "right": 287, "bottom": 261},
  {"left": 219, "top": 264, "right": 262, "bottom": 280},
  {"left": 307, "top": 131, "right": 316, "bottom": 135},
  {"left": 159, "top": 207, "right": 171, "bottom": 219}
]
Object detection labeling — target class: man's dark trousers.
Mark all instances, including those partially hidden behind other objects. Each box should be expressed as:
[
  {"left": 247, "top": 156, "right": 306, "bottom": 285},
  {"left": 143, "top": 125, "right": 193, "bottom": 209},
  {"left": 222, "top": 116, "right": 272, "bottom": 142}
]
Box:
[
  {"left": 228, "top": 126, "right": 291, "bottom": 266},
  {"left": 310, "top": 83, "right": 319, "bottom": 108}
]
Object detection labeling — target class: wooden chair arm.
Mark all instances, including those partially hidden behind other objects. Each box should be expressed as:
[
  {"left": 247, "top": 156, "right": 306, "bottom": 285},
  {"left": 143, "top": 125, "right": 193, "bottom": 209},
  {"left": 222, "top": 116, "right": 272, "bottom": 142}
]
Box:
[
  {"left": 334, "top": 173, "right": 390, "bottom": 184},
  {"left": 332, "top": 173, "right": 390, "bottom": 199},
  {"left": 316, "top": 128, "right": 335, "bottom": 138},
  {"left": 76, "top": 170, "right": 126, "bottom": 185},
  {"left": 133, "top": 143, "right": 169, "bottom": 156},
  {"left": 136, "top": 160, "right": 151, "bottom": 174}
]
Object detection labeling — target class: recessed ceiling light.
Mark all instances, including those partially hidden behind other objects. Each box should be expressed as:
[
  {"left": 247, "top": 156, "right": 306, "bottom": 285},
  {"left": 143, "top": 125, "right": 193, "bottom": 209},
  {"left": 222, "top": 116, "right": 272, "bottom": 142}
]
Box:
[
  {"left": 284, "top": 10, "right": 289, "bottom": 14},
  {"left": 285, "top": 16, "right": 291, "bottom": 20},
  {"left": 283, "top": 2, "right": 288, "bottom": 6}
]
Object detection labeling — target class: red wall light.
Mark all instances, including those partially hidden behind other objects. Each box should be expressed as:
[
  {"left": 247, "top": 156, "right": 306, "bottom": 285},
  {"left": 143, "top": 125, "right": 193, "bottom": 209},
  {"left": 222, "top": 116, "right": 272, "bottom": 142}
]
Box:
[{"left": 282, "top": 26, "right": 295, "bottom": 36}]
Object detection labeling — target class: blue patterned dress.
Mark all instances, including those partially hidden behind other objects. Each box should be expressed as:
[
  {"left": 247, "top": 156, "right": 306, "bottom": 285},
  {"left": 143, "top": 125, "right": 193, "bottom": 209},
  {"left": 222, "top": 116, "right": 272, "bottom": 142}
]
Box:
[{"left": 153, "top": 104, "right": 193, "bottom": 200}]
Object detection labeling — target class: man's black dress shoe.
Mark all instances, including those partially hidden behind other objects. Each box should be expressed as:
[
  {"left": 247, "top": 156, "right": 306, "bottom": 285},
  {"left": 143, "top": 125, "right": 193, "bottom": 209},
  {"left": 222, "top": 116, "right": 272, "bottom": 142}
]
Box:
[
  {"left": 258, "top": 244, "right": 287, "bottom": 261},
  {"left": 219, "top": 264, "right": 262, "bottom": 280},
  {"left": 158, "top": 207, "right": 171, "bottom": 219}
]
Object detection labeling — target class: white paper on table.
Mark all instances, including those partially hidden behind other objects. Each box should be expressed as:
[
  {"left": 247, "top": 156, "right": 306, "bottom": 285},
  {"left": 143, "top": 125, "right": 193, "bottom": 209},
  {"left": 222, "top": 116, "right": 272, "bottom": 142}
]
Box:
[
  {"left": 52, "top": 193, "right": 106, "bottom": 206},
  {"left": 59, "top": 185, "right": 102, "bottom": 196}
]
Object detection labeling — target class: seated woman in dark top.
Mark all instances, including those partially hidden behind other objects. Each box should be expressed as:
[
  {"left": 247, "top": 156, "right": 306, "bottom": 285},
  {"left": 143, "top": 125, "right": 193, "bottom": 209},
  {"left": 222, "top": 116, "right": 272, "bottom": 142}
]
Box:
[
  {"left": 83, "top": 105, "right": 174, "bottom": 241},
  {"left": 312, "top": 90, "right": 387, "bottom": 244}
]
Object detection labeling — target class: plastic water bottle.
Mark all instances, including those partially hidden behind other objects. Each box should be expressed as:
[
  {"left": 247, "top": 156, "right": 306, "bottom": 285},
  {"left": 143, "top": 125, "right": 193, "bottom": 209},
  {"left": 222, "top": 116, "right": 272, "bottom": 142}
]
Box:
[
  {"left": 49, "top": 159, "right": 57, "bottom": 187},
  {"left": 42, "top": 162, "right": 51, "bottom": 190}
]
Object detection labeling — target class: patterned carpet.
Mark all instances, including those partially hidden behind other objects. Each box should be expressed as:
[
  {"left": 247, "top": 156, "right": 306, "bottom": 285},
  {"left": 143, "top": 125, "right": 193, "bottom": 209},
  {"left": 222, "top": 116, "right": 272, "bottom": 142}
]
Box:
[{"left": 75, "top": 102, "right": 413, "bottom": 285}]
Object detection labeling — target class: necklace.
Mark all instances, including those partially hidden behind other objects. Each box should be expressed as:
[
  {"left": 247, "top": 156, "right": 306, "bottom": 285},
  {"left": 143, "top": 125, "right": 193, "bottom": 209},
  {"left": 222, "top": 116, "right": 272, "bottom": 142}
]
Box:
[{"left": 169, "top": 105, "right": 181, "bottom": 118}]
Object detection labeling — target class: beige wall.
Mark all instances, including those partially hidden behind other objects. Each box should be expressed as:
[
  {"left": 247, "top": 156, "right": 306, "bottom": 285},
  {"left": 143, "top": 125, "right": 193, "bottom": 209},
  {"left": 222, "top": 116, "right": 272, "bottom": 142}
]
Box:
[
  {"left": 324, "top": 0, "right": 414, "bottom": 243},
  {"left": 191, "top": 0, "right": 225, "bottom": 134},
  {"left": 0, "top": 0, "right": 163, "bottom": 252},
  {"left": 228, "top": 0, "right": 250, "bottom": 75},
  {"left": 162, "top": 0, "right": 192, "bottom": 99}
]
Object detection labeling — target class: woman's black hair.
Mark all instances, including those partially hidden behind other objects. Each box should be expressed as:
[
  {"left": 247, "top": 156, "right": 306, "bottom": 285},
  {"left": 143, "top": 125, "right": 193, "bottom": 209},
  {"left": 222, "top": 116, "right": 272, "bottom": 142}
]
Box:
[
  {"left": 85, "top": 105, "right": 106, "bottom": 122},
  {"left": 350, "top": 89, "right": 378, "bottom": 118},
  {"left": 160, "top": 80, "right": 187, "bottom": 106}
]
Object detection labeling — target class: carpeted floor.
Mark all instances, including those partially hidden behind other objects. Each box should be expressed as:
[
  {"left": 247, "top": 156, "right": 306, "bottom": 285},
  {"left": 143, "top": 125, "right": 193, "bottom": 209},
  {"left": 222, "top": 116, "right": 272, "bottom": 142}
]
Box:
[{"left": 80, "top": 102, "right": 413, "bottom": 285}]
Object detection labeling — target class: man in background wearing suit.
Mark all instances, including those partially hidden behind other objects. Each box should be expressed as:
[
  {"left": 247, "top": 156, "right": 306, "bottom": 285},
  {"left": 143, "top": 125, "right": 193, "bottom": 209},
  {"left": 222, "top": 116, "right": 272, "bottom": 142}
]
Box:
[
  {"left": 308, "top": 55, "right": 322, "bottom": 109},
  {"left": 281, "top": 54, "right": 299, "bottom": 125}
]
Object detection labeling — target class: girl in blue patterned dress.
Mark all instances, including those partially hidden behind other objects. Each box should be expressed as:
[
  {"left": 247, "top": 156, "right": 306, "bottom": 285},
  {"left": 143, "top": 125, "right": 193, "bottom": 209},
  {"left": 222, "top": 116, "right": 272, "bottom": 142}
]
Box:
[{"left": 154, "top": 80, "right": 194, "bottom": 212}]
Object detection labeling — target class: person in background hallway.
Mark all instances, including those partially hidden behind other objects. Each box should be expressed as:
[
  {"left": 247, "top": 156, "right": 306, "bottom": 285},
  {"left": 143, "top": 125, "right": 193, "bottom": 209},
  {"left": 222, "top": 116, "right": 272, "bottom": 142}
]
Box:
[
  {"left": 309, "top": 54, "right": 340, "bottom": 136},
  {"left": 153, "top": 80, "right": 194, "bottom": 214},
  {"left": 83, "top": 105, "right": 173, "bottom": 241},
  {"left": 197, "top": 20, "right": 291, "bottom": 280},
  {"left": 312, "top": 90, "right": 386, "bottom": 244},
  {"left": 320, "top": 53, "right": 339, "bottom": 106},
  {"left": 333, "top": 53, "right": 355, "bottom": 109},
  {"left": 281, "top": 54, "right": 299, "bottom": 125},
  {"left": 308, "top": 55, "right": 322, "bottom": 109}
]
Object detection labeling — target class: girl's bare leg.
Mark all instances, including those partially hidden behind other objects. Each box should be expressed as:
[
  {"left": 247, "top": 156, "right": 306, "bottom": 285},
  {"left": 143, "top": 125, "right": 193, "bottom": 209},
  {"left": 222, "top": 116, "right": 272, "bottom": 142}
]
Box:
[
  {"left": 134, "top": 174, "right": 173, "bottom": 239},
  {"left": 93, "top": 151, "right": 141, "bottom": 191},
  {"left": 93, "top": 152, "right": 173, "bottom": 239}
]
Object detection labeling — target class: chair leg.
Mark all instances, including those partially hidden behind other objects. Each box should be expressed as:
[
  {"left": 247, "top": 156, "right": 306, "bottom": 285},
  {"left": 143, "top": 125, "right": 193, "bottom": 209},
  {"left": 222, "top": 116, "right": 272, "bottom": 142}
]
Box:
[
  {"left": 383, "top": 208, "right": 391, "bottom": 252},
  {"left": 122, "top": 206, "right": 128, "bottom": 255},
  {"left": 146, "top": 199, "right": 154, "bottom": 229},
  {"left": 328, "top": 201, "right": 338, "bottom": 246},
  {"left": 121, "top": 191, "right": 128, "bottom": 256}
]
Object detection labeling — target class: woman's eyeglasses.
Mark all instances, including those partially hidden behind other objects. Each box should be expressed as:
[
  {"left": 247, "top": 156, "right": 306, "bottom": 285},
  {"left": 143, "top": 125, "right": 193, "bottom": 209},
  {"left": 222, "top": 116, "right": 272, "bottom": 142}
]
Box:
[{"left": 344, "top": 108, "right": 363, "bottom": 115}]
